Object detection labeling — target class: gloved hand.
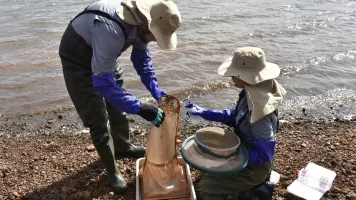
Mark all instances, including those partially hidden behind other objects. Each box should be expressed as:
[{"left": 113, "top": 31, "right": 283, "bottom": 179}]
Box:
[
  {"left": 137, "top": 103, "right": 165, "bottom": 127},
  {"left": 152, "top": 88, "right": 167, "bottom": 101},
  {"left": 183, "top": 99, "right": 207, "bottom": 116}
]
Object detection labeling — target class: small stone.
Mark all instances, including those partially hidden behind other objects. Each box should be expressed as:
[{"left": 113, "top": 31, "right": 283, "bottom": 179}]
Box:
[
  {"left": 86, "top": 145, "right": 96, "bottom": 152},
  {"left": 333, "top": 187, "right": 342, "bottom": 193},
  {"left": 176, "top": 138, "right": 182, "bottom": 143},
  {"left": 12, "top": 192, "right": 20, "bottom": 198},
  {"left": 109, "top": 192, "right": 115, "bottom": 198},
  {"left": 330, "top": 160, "right": 337, "bottom": 166},
  {"left": 133, "top": 129, "right": 141, "bottom": 135},
  {"left": 301, "top": 143, "right": 307, "bottom": 148},
  {"left": 347, "top": 193, "right": 356, "bottom": 200}
]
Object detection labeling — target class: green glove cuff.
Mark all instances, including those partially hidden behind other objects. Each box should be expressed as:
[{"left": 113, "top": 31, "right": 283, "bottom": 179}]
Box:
[{"left": 150, "top": 108, "right": 163, "bottom": 125}]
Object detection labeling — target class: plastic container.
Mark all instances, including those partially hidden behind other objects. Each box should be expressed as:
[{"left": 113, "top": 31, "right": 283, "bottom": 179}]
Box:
[
  {"left": 269, "top": 170, "right": 280, "bottom": 185},
  {"left": 136, "top": 157, "right": 196, "bottom": 200},
  {"left": 297, "top": 168, "right": 333, "bottom": 192}
]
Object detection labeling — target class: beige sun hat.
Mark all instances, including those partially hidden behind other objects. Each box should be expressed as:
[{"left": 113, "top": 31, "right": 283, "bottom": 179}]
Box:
[
  {"left": 218, "top": 47, "right": 280, "bottom": 85},
  {"left": 117, "top": 0, "right": 181, "bottom": 50}
]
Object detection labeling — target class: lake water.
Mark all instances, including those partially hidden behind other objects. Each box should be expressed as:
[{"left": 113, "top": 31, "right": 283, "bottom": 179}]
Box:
[{"left": 1, "top": 0, "right": 356, "bottom": 120}]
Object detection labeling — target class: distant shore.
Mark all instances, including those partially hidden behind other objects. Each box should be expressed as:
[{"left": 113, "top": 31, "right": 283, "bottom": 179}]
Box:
[{"left": 0, "top": 107, "right": 355, "bottom": 200}]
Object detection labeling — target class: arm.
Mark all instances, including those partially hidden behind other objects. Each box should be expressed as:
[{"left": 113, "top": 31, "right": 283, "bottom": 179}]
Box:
[
  {"left": 130, "top": 47, "right": 166, "bottom": 101},
  {"left": 186, "top": 100, "right": 236, "bottom": 125},
  {"left": 91, "top": 20, "right": 141, "bottom": 114},
  {"left": 247, "top": 113, "right": 277, "bottom": 165}
]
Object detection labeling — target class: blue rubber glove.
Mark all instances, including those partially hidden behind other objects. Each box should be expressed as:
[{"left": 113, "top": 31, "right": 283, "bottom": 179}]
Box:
[
  {"left": 151, "top": 88, "right": 167, "bottom": 101},
  {"left": 131, "top": 47, "right": 167, "bottom": 101},
  {"left": 92, "top": 74, "right": 141, "bottom": 114},
  {"left": 183, "top": 99, "right": 206, "bottom": 116},
  {"left": 182, "top": 99, "right": 236, "bottom": 124}
]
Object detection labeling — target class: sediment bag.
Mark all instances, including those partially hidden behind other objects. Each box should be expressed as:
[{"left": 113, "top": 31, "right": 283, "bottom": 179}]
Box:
[{"left": 140, "top": 95, "right": 190, "bottom": 199}]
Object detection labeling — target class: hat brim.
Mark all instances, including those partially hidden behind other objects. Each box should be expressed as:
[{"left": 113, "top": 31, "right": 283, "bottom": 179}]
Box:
[
  {"left": 218, "top": 57, "right": 281, "bottom": 85},
  {"left": 149, "top": 22, "right": 177, "bottom": 50},
  {"left": 181, "top": 136, "right": 248, "bottom": 174},
  {"left": 135, "top": 0, "right": 177, "bottom": 50},
  {"left": 117, "top": 5, "right": 141, "bottom": 25}
]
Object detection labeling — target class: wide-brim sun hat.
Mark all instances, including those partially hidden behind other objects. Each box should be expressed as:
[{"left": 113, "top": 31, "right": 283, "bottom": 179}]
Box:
[
  {"left": 117, "top": 0, "right": 181, "bottom": 50},
  {"left": 218, "top": 47, "right": 280, "bottom": 85},
  {"left": 181, "top": 127, "right": 248, "bottom": 174}
]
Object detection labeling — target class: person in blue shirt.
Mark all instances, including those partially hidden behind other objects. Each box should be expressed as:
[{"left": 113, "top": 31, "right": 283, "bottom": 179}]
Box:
[
  {"left": 58, "top": 0, "right": 181, "bottom": 194},
  {"left": 186, "top": 47, "right": 286, "bottom": 200}
]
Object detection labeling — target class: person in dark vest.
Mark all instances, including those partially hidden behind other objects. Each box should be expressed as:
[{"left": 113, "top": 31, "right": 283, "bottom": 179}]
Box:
[
  {"left": 59, "top": 0, "right": 181, "bottom": 194},
  {"left": 185, "top": 47, "right": 286, "bottom": 200}
]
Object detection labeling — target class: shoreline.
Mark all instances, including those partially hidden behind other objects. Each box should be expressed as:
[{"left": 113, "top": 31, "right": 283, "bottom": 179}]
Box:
[{"left": 1, "top": 107, "right": 355, "bottom": 200}]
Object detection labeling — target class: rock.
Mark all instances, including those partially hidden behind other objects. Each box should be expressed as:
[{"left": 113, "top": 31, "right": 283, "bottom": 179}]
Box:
[
  {"left": 333, "top": 187, "right": 343, "bottom": 193},
  {"left": 109, "top": 192, "right": 115, "bottom": 198},
  {"left": 301, "top": 143, "right": 307, "bottom": 148},
  {"left": 347, "top": 193, "right": 356, "bottom": 200},
  {"left": 12, "top": 192, "right": 20, "bottom": 198},
  {"left": 133, "top": 129, "right": 141, "bottom": 135},
  {"left": 331, "top": 160, "right": 337, "bottom": 166},
  {"left": 279, "top": 120, "right": 290, "bottom": 124},
  {"left": 7, "top": 193, "right": 15, "bottom": 200},
  {"left": 86, "top": 145, "right": 96, "bottom": 152}
]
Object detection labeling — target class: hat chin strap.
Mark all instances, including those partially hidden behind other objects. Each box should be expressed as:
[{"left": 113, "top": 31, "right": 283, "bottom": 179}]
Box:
[{"left": 121, "top": 1, "right": 148, "bottom": 25}]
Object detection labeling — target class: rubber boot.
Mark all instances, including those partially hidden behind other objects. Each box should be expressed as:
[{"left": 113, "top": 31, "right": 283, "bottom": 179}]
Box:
[
  {"left": 116, "top": 143, "right": 146, "bottom": 158},
  {"left": 96, "top": 140, "right": 127, "bottom": 194},
  {"left": 106, "top": 118, "right": 146, "bottom": 158}
]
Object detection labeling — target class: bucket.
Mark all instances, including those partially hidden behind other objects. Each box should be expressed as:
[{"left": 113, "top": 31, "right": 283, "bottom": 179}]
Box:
[{"left": 136, "top": 157, "right": 196, "bottom": 200}]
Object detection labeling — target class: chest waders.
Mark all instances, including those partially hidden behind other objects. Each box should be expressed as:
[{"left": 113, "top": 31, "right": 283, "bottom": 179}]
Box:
[{"left": 59, "top": 7, "right": 144, "bottom": 194}]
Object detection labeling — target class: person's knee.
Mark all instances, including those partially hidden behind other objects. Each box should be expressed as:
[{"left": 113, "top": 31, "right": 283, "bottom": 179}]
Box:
[{"left": 90, "top": 124, "right": 110, "bottom": 148}]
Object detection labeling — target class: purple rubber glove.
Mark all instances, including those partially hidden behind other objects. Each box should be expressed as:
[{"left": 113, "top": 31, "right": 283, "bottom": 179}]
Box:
[
  {"left": 182, "top": 98, "right": 236, "bottom": 124},
  {"left": 152, "top": 88, "right": 167, "bottom": 101}
]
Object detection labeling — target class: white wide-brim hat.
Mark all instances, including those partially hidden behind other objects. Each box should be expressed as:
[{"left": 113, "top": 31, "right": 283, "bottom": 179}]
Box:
[
  {"left": 181, "top": 127, "right": 248, "bottom": 174},
  {"left": 117, "top": 0, "right": 181, "bottom": 50},
  {"left": 218, "top": 47, "right": 280, "bottom": 85}
]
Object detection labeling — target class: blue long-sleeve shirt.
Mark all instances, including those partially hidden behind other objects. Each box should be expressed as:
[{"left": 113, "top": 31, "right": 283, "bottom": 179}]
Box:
[
  {"left": 196, "top": 90, "right": 278, "bottom": 165},
  {"left": 71, "top": 0, "right": 162, "bottom": 114}
]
